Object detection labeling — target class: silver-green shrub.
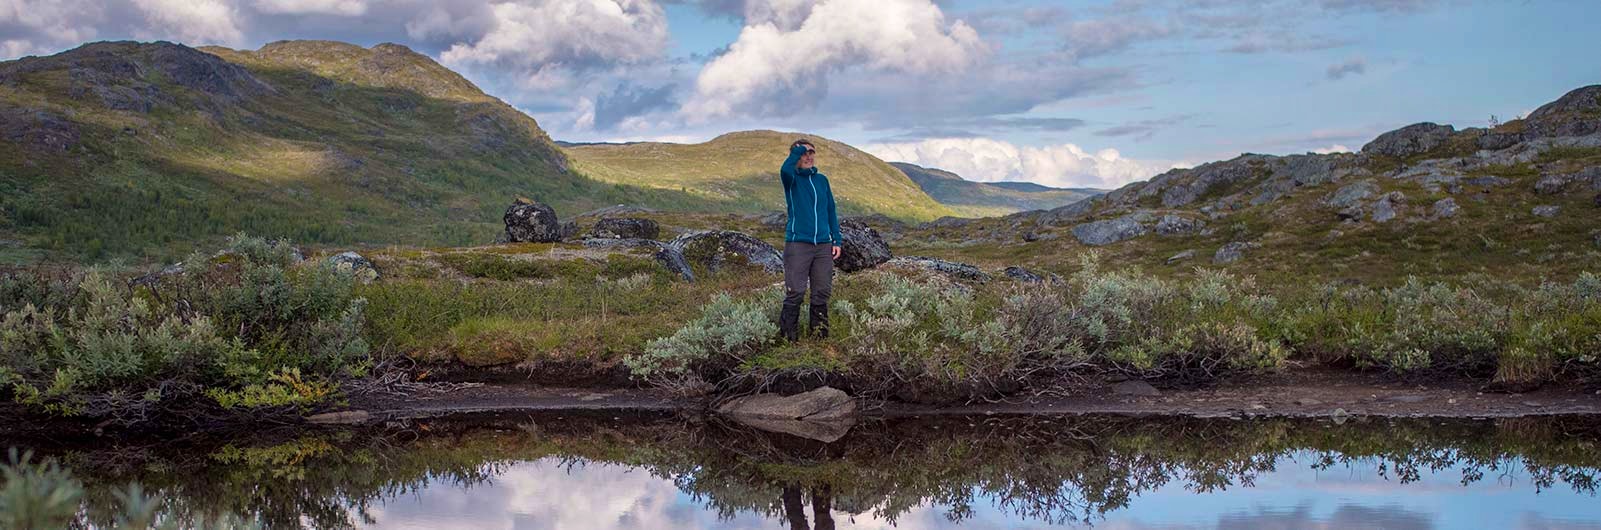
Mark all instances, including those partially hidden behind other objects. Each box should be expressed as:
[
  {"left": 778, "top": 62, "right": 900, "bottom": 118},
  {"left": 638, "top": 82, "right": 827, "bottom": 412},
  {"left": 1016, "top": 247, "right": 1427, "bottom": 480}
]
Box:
[{"left": 625, "top": 287, "right": 779, "bottom": 392}]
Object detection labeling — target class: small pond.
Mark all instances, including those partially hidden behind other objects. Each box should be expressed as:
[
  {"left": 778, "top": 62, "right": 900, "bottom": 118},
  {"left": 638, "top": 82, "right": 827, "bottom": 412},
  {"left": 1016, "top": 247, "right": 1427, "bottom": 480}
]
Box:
[{"left": 9, "top": 412, "right": 1601, "bottom": 529}]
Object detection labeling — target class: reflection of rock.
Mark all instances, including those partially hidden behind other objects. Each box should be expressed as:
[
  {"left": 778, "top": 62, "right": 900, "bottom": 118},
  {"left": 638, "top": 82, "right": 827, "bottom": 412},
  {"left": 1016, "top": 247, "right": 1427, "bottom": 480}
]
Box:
[{"left": 717, "top": 387, "right": 858, "bottom": 443}]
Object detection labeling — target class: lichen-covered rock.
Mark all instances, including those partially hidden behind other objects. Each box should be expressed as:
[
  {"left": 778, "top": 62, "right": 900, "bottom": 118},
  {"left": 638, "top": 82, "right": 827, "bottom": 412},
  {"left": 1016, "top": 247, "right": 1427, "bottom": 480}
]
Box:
[
  {"left": 716, "top": 387, "right": 857, "bottom": 442},
  {"left": 590, "top": 217, "right": 660, "bottom": 240},
  {"left": 1213, "top": 242, "right": 1258, "bottom": 264},
  {"left": 1370, "top": 192, "right": 1405, "bottom": 223},
  {"left": 1431, "top": 198, "right": 1460, "bottom": 219},
  {"left": 581, "top": 238, "right": 693, "bottom": 281},
  {"left": 1071, "top": 212, "right": 1151, "bottom": 246},
  {"left": 502, "top": 198, "right": 563, "bottom": 243},
  {"left": 886, "top": 256, "right": 992, "bottom": 282},
  {"left": 327, "top": 251, "right": 379, "bottom": 283},
  {"left": 1002, "top": 266, "right": 1060, "bottom": 284},
  {"left": 1361, "top": 122, "right": 1455, "bottom": 158},
  {"left": 1532, "top": 205, "right": 1561, "bottom": 218},
  {"left": 1477, "top": 132, "right": 1522, "bottom": 150},
  {"left": 1324, "top": 180, "right": 1378, "bottom": 210},
  {"left": 1154, "top": 214, "right": 1205, "bottom": 236},
  {"left": 835, "top": 218, "right": 891, "bottom": 272},
  {"left": 669, "top": 230, "right": 783, "bottom": 275}
]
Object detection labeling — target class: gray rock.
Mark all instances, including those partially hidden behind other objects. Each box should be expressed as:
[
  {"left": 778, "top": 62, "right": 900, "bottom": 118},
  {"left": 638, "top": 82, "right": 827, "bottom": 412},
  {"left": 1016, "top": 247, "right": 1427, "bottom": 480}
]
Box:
[
  {"left": 919, "top": 216, "right": 973, "bottom": 230},
  {"left": 836, "top": 218, "right": 892, "bottom": 272},
  {"left": 1071, "top": 212, "right": 1151, "bottom": 246},
  {"left": 668, "top": 230, "right": 783, "bottom": 275},
  {"left": 1463, "top": 175, "right": 1513, "bottom": 188},
  {"left": 716, "top": 387, "right": 858, "bottom": 442},
  {"left": 0, "top": 103, "right": 80, "bottom": 152},
  {"left": 327, "top": 251, "right": 379, "bottom": 283},
  {"left": 1361, "top": 122, "right": 1455, "bottom": 158},
  {"left": 1477, "top": 131, "right": 1522, "bottom": 150},
  {"left": 1370, "top": 192, "right": 1404, "bottom": 223},
  {"left": 1166, "top": 250, "right": 1196, "bottom": 265},
  {"left": 502, "top": 198, "right": 563, "bottom": 243},
  {"left": 1155, "top": 214, "right": 1206, "bottom": 236},
  {"left": 887, "top": 256, "right": 992, "bottom": 282},
  {"left": 755, "top": 211, "right": 787, "bottom": 228},
  {"left": 1532, "top": 205, "right": 1561, "bottom": 218},
  {"left": 576, "top": 204, "right": 657, "bottom": 218},
  {"left": 1214, "top": 241, "right": 1258, "bottom": 264},
  {"left": 558, "top": 220, "right": 578, "bottom": 241},
  {"left": 1535, "top": 173, "right": 1574, "bottom": 195},
  {"left": 1002, "top": 266, "right": 1060, "bottom": 284},
  {"left": 581, "top": 238, "right": 694, "bottom": 281},
  {"left": 1324, "top": 180, "right": 1378, "bottom": 210},
  {"left": 1431, "top": 198, "right": 1460, "bottom": 219},
  {"left": 590, "top": 217, "right": 660, "bottom": 240},
  {"left": 1112, "top": 380, "right": 1161, "bottom": 397}
]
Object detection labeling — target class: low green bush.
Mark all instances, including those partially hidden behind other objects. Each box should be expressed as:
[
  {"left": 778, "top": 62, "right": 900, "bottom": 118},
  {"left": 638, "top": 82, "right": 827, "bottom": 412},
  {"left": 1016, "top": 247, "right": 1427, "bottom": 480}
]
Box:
[
  {"left": 0, "top": 449, "right": 259, "bottom": 529},
  {"left": 624, "top": 288, "right": 779, "bottom": 392},
  {"left": 0, "top": 235, "right": 366, "bottom": 424}
]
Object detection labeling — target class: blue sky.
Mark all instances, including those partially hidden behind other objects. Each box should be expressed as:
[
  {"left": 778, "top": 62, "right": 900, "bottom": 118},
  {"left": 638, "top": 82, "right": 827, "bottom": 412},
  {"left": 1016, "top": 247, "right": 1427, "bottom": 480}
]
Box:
[{"left": 2, "top": 0, "right": 1597, "bottom": 188}]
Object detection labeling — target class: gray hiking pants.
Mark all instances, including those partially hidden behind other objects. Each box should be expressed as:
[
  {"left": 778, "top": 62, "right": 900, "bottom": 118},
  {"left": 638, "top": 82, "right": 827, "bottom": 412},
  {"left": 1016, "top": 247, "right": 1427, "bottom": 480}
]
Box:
[{"left": 783, "top": 241, "right": 833, "bottom": 306}]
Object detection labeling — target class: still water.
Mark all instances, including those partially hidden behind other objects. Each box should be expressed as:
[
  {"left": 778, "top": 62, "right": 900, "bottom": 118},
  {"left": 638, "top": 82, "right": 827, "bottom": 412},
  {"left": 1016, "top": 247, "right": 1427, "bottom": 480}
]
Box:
[{"left": 19, "top": 412, "right": 1601, "bottom": 529}]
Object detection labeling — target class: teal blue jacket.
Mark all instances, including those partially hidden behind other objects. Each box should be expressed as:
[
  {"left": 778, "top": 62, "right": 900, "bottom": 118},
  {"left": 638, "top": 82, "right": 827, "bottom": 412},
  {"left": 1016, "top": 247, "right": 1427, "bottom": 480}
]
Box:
[{"left": 780, "top": 144, "right": 842, "bottom": 245}]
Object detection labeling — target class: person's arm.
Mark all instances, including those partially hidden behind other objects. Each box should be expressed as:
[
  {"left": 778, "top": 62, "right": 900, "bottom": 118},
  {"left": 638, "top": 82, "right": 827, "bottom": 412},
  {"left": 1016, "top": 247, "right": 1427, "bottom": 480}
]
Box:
[{"left": 780, "top": 143, "right": 806, "bottom": 189}]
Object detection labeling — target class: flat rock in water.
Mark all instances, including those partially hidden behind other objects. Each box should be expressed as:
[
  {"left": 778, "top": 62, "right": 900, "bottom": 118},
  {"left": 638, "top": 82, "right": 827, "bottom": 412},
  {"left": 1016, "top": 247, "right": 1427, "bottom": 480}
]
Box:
[
  {"left": 717, "top": 387, "right": 858, "bottom": 442},
  {"left": 1112, "top": 380, "right": 1161, "bottom": 397}
]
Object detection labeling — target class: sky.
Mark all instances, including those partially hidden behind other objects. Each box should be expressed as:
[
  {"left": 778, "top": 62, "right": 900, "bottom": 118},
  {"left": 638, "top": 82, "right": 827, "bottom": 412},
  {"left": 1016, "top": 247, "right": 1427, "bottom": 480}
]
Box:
[{"left": 2, "top": 0, "right": 1598, "bottom": 189}]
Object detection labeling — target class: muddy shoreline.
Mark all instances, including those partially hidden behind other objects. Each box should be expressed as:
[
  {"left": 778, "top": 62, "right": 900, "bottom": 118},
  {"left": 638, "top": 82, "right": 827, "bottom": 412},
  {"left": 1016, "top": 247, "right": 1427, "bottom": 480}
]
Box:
[{"left": 344, "top": 368, "right": 1601, "bottom": 423}]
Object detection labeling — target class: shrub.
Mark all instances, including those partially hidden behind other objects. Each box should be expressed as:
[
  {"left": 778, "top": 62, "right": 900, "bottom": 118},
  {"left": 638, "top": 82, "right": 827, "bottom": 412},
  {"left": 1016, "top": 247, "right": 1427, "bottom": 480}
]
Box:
[
  {"left": 0, "top": 235, "right": 368, "bottom": 425},
  {"left": 624, "top": 287, "right": 780, "bottom": 392},
  {"left": 1277, "top": 278, "right": 1508, "bottom": 375}
]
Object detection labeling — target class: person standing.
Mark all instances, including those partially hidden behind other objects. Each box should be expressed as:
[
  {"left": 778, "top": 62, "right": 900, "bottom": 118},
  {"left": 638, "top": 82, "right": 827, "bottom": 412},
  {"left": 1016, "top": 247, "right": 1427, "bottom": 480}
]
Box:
[{"left": 778, "top": 139, "right": 842, "bottom": 342}]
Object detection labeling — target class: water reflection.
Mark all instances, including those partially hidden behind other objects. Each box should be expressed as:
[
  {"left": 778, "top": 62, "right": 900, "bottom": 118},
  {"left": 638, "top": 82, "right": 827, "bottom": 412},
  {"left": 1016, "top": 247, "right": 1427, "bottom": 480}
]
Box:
[{"left": 14, "top": 413, "right": 1601, "bottom": 529}]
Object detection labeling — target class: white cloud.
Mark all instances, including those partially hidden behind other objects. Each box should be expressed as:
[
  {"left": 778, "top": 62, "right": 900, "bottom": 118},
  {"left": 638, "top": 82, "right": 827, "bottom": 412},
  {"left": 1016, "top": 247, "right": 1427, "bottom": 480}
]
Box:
[
  {"left": 252, "top": 0, "right": 367, "bottom": 16},
  {"left": 865, "top": 137, "right": 1175, "bottom": 189},
  {"left": 130, "top": 0, "right": 245, "bottom": 46},
  {"left": 683, "top": 0, "right": 987, "bottom": 121},
  {"left": 1310, "top": 144, "right": 1351, "bottom": 154},
  {"left": 0, "top": 38, "right": 45, "bottom": 59},
  {"left": 439, "top": 0, "right": 669, "bottom": 70}
]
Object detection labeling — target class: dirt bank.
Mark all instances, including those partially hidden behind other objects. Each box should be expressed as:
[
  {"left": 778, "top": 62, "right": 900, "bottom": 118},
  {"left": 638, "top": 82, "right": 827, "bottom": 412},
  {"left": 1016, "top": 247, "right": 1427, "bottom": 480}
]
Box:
[{"left": 347, "top": 368, "right": 1601, "bottom": 422}]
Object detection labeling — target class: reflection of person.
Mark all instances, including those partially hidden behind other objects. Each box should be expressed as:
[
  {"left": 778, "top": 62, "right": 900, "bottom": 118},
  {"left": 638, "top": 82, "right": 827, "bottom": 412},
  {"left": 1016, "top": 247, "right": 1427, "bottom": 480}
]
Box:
[
  {"left": 781, "top": 484, "right": 835, "bottom": 530},
  {"left": 778, "top": 139, "right": 842, "bottom": 342}
]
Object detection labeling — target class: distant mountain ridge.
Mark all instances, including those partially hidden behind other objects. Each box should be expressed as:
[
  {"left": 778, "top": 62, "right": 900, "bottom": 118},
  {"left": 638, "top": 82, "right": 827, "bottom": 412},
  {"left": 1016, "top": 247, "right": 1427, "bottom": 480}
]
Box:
[{"left": 890, "top": 162, "right": 1104, "bottom": 217}]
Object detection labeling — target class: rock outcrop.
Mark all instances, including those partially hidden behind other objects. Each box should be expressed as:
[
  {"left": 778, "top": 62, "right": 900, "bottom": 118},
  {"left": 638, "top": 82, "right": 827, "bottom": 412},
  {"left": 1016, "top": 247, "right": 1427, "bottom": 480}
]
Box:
[
  {"left": 1361, "top": 122, "right": 1455, "bottom": 158},
  {"left": 581, "top": 238, "right": 694, "bottom": 281},
  {"left": 835, "top": 218, "right": 891, "bottom": 272},
  {"left": 502, "top": 198, "right": 564, "bottom": 243},
  {"left": 1071, "top": 212, "right": 1152, "bottom": 246},
  {"left": 1521, "top": 85, "right": 1601, "bottom": 139},
  {"left": 590, "top": 217, "right": 659, "bottom": 240},
  {"left": 886, "top": 256, "right": 991, "bottom": 283},
  {"left": 668, "top": 230, "right": 783, "bottom": 275}
]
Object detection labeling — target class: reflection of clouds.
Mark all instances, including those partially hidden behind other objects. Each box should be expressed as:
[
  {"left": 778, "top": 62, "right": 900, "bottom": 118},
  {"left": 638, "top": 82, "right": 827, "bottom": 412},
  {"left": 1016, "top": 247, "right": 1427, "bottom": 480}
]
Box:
[
  {"left": 1090, "top": 503, "right": 1435, "bottom": 530},
  {"left": 1519, "top": 512, "right": 1601, "bottom": 530}
]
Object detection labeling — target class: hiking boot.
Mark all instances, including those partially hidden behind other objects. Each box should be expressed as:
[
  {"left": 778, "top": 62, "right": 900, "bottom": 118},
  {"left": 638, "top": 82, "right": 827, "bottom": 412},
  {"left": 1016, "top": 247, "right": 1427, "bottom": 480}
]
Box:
[
  {"left": 779, "top": 300, "right": 801, "bottom": 342},
  {"left": 807, "top": 303, "right": 829, "bottom": 339}
]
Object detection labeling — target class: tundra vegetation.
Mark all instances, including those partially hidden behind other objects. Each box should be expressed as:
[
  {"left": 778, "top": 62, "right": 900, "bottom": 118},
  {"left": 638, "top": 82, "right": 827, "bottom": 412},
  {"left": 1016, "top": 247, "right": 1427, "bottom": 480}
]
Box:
[{"left": 2, "top": 235, "right": 1596, "bottom": 426}]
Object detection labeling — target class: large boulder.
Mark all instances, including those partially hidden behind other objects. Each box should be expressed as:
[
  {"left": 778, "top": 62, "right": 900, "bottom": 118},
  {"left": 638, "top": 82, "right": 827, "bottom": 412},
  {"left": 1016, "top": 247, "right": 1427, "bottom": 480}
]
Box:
[
  {"left": 1361, "top": 122, "right": 1455, "bottom": 158},
  {"left": 590, "top": 217, "right": 660, "bottom": 240},
  {"left": 668, "top": 230, "right": 783, "bottom": 275},
  {"left": 835, "top": 218, "right": 891, "bottom": 272},
  {"left": 502, "top": 198, "right": 563, "bottom": 243},
  {"left": 1071, "top": 212, "right": 1151, "bottom": 246},
  {"left": 1369, "top": 192, "right": 1405, "bottom": 223},
  {"left": 716, "top": 387, "right": 858, "bottom": 442},
  {"left": 1431, "top": 198, "right": 1460, "bottom": 219},
  {"left": 1154, "top": 214, "right": 1205, "bottom": 236},
  {"left": 1523, "top": 85, "right": 1601, "bottom": 139}
]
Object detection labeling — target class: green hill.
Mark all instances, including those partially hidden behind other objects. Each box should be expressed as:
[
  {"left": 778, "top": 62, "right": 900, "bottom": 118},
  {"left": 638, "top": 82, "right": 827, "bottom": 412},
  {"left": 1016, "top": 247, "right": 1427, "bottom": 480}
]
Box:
[
  {"left": 563, "top": 131, "right": 957, "bottom": 221},
  {"left": 0, "top": 40, "right": 719, "bottom": 263},
  {"left": 890, "top": 162, "right": 1103, "bottom": 217}
]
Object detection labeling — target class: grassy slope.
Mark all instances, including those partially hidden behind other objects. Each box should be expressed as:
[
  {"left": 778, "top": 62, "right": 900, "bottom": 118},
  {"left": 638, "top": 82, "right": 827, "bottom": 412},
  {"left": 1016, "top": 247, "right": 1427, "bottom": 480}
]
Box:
[
  {"left": 891, "top": 162, "right": 1102, "bottom": 217},
  {"left": 0, "top": 41, "right": 721, "bottom": 263},
  {"left": 564, "top": 130, "right": 957, "bottom": 222}
]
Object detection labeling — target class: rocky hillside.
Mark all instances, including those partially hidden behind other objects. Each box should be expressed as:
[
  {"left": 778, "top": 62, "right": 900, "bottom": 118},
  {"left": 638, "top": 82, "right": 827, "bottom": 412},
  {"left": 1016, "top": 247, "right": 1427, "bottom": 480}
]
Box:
[
  {"left": 896, "top": 85, "right": 1601, "bottom": 285},
  {"left": 563, "top": 131, "right": 957, "bottom": 222},
  {"left": 0, "top": 40, "right": 714, "bottom": 262},
  {"left": 892, "top": 162, "right": 1103, "bottom": 217}
]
